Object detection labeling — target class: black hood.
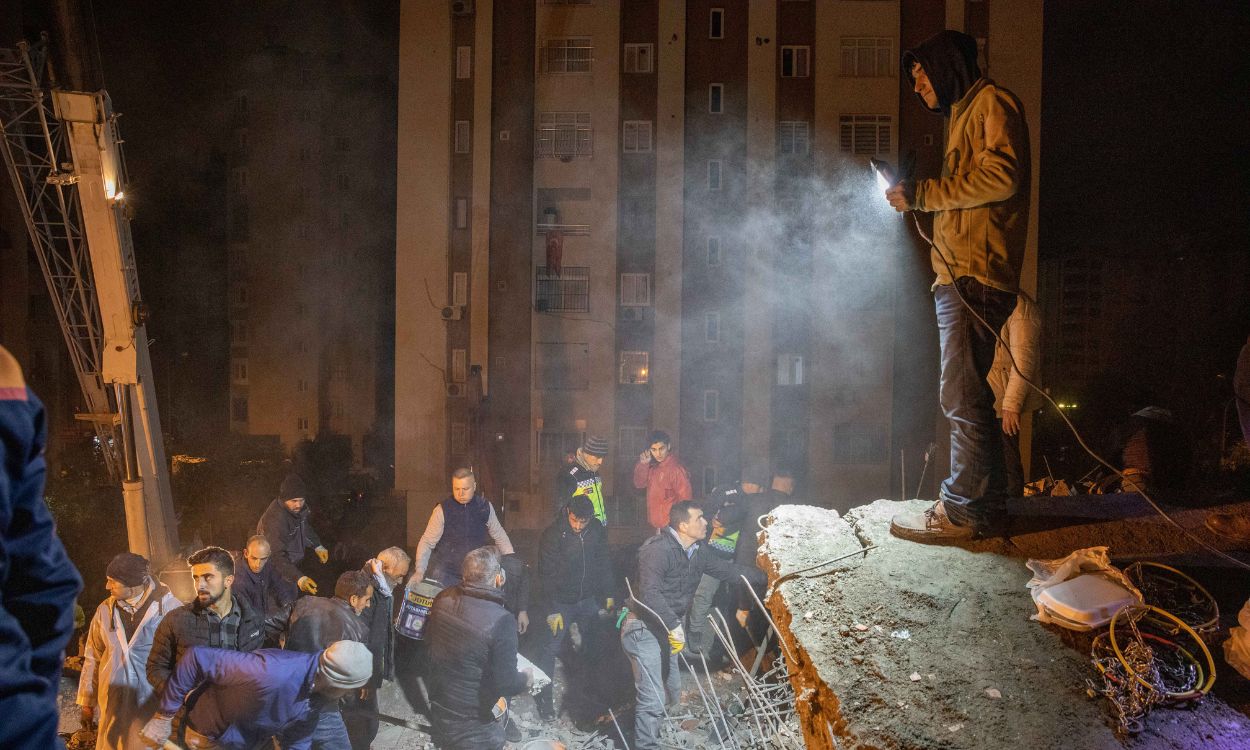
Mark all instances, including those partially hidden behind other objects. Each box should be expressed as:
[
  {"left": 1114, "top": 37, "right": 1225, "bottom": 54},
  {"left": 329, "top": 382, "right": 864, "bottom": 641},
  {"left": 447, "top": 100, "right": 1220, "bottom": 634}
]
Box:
[{"left": 902, "top": 30, "right": 981, "bottom": 116}]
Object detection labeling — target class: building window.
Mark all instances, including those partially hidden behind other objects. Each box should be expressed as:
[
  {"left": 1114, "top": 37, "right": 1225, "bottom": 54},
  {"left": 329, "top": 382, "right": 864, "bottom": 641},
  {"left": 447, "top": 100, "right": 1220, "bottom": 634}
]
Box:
[
  {"left": 620, "top": 273, "right": 651, "bottom": 307},
  {"left": 536, "top": 112, "right": 593, "bottom": 159},
  {"left": 297, "top": 417, "right": 310, "bottom": 431},
  {"left": 623, "top": 43, "right": 654, "bottom": 74},
  {"left": 232, "top": 359, "right": 248, "bottom": 384},
  {"left": 455, "top": 197, "right": 469, "bottom": 229},
  {"left": 452, "top": 271, "right": 469, "bottom": 307},
  {"left": 297, "top": 378, "right": 308, "bottom": 392},
  {"left": 707, "top": 160, "right": 722, "bottom": 191},
  {"left": 841, "top": 37, "right": 892, "bottom": 77},
  {"left": 454, "top": 120, "right": 471, "bottom": 154},
  {"left": 781, "top": 46, "right": 811, "bottom": 78},
  {"left": 618, "top": 425, "right": 647, "bottom": 460},
  {"left": 456, "top": 45, "right": 472, "bottom": 79},
  {"left": 450, "top": 422, "right": 469, "bottom": 454},
  {"left": 230, "top": 319, "right": 248, "bottom": 345},
  {"left": 541, "top": 37, "right": 593, "bottom": 73},
  {"left": 708, "top": 83, "right": 724, "bottom": 114},
  {"left": 709, "top": 8, "right": 725, "bottom": 39},
  {"left": 705, "top": 312, "right": 720, "bottom": 343},
  {"left": 707, "top": 236, "right": 721, "bottom": 266},
  {"left": 539, "top": 430, "right": 584, "bottom": 470},
  {"left": 703, "top": 390, "right": 720, "bottom": 421},
  {"left": 832, "top": 421, "right": 888, "bottom": 463},
  {"left": 535, "top": 342, "right": 590, "bottom": 390},
  {"left": 777, "top": 354, "right": 805, "bottom": 385},
  {"left": 622, "top": 120, "right": 653, "bottom": 153},
  {"left": 702, "top": 466, "right": 718, "bottom": 496},
  {"left": 619, "top": 351, "right": 650, "bottom": 384},
  {"left": 231, "top": 397, "right": 248, "bottom": 422},
  {"left": 451, "top": 348, "right": 467, "bottom": 383},
  {"left": 779, "top": 120, "right": 810, "bottom": 155},
  {"left": 839, "top": 115, "right": 892, "bottom": 155},
  {"left": 535, "top": 265, "right": 590, "bottom": 312}
]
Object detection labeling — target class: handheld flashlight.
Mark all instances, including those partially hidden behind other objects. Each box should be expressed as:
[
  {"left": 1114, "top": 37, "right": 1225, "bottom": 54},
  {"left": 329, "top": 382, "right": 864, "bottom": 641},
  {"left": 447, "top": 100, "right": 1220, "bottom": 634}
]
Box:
[{"left": 870, "top": 158, "right": 896, "bottom": 191}]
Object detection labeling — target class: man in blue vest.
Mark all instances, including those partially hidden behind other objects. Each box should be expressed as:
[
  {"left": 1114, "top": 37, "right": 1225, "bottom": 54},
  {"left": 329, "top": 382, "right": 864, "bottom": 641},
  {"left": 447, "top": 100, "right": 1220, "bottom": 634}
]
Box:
[{"left": 413, "top": 468, "right": 515, "bottom": 588}]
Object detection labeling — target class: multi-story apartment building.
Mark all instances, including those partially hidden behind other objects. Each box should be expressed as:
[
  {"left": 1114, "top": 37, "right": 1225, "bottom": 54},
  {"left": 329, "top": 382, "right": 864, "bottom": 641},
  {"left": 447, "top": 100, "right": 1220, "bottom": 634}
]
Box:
[
  {"left": 226, "top": 3, "right": 396, "bottom": 472},
  {"left": 396, "top": 0, "right": 1041, "bottom": 539}
]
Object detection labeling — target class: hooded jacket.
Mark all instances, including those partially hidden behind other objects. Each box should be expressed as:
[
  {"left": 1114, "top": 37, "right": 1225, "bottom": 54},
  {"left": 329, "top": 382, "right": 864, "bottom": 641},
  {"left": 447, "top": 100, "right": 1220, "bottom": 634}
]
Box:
[
  {"left": 903, "top": 31, "right": 1030, "bottom": 293},
  {"left": 538, "top": 513, "right": 613, "bottom": 608},
  {"left": 257, "top": 497, "right": 323, "bottom": 584},
  {"left": 633, "top": 453, "right": 693, "bottom": 530}
]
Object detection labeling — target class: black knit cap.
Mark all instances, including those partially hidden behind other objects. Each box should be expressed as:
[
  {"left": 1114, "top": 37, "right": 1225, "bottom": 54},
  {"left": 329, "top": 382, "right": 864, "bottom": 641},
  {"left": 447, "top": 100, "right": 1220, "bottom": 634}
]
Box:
[
  {"left": 582, "top": 435, "right": 609, "bottom": 457},
  {"left": 106, "top": 552, "right": 150, "bottom": 587},
  {"left": 280, "top": 472, "right": 309, "bottom": 501}
]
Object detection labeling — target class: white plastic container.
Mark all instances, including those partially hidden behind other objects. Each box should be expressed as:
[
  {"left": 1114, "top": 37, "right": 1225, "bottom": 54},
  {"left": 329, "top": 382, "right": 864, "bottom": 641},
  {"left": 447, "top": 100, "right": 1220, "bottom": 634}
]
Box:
[{"left": 1035, "top": 573, "right": 1138, "bottom": 631}]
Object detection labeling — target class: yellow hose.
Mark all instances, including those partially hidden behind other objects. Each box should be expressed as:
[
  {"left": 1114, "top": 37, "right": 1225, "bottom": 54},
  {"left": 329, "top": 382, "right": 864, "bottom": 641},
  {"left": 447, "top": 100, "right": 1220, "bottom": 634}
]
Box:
[{"left": 1108, "top": 604, "right": 1216, "bottom": 699}]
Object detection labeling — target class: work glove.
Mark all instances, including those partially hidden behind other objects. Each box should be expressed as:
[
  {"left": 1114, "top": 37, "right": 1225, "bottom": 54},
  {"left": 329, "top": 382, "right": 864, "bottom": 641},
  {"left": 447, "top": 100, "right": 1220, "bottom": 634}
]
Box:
[
  {"left": 736, "top": 609, "right": 750, "bottom": 629},
  {"left": 605, "top": 597, "right": 614, "bottom": 610},
  {"left": 298, "top": 576, "right": 318, "bottom": 595},
  {"left": 668, "top": 624, "right": 686, "bottom": 655},
  {"left": 547, "top": 612, "right": 564, "bottom": 636},
  {"left": 79, "top": 705, "right": 95, "bottom": 729},
  {"left": 314, "top": 545, "right": 329, "bottom": 564},
  {"left": 140, "top": 713, "right": 174, "bottom": 748}
]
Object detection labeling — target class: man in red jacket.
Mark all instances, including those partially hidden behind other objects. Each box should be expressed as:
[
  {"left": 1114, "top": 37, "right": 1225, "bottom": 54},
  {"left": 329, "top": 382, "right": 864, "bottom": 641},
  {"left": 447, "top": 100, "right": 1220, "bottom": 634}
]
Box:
[{"left": 632, "top": 431, "right": 692, "bottom": 531}]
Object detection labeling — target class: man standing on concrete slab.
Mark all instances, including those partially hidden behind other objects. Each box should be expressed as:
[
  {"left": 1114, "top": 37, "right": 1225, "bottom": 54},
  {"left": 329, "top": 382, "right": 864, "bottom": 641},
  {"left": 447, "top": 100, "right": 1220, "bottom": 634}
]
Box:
[
  {"left": 884, "top": 29, "right": 1030, "bottom": 543},
  {"left": 987, "top": 293, "right": 1043, "bottom": 497},
  {"left": 258, "top": 473, "right": 329, "bottom": 594},
  {"left": 77, "top": 552, "right": 182, "bottom": 750},
  {"left": 413, "top": 467, "right": 514, "bottom": 587},
  {"left": 554, "top": 435, "right": 610, "bottom": 524},
  {"left": 622, "top": 501, "right": 763, "bottom": 749},
  {"left": 633, "top": 430, "right": 693, "bottom": 532}
]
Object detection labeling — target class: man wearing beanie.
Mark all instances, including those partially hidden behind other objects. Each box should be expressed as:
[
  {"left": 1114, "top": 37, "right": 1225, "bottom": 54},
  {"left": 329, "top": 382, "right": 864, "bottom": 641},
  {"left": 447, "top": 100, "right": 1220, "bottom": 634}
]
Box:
[
  {"left": 141, "top": 640, "right": 372, "bottom": 748},
  {"left": 77, "top": 552, "right": 181, "bottom": 750},
  {"left": 553, "top": 435, "right": 610, "bottom": 524},
  {"left": 883, "top": 29, "right": 1030, "bottom": 544},
  {"left": 258, "top": 472, "right": 329, "bottom": 594}
]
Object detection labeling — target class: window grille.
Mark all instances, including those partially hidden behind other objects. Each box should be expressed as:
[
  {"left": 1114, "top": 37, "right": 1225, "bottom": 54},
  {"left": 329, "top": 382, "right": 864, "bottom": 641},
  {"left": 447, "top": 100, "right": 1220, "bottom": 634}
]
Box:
[
  {"left": 839, "top": 114, "right": 892, "bottom": 155},
  {"left": 840, "top": 37, "right": 892, "bottom": 77},
  {"left": 779, "top": 120, "right": 810, "bottom": 155},
  {"left": 542, "top": 38, "right": 593, "bottom": 73},
  {"left": 536, "top": 112, "right": 593, "bottom": 158},
  {"left": 620, "top": 273, "right": 651, "bottom": 306},
  {"left": 535, "top": 266, "right": 590, "bottom": 312},
  {"left": 622, "top": 120, "right": 653, "bottom": 153},
  {"left": 619, "top": 351, "right": 650, "bottom": 384}
]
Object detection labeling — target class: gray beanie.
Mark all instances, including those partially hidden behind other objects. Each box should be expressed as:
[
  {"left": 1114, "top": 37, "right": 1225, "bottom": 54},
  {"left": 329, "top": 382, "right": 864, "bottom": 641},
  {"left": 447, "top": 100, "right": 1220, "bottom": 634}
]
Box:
[{"left": 318, "top": 641, "right": 372, "bottom": 689}]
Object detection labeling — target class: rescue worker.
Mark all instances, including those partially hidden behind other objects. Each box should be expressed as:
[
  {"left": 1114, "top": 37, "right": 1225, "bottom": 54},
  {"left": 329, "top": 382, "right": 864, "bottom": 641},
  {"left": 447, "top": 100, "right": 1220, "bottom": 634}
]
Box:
[
  {"left": 77, "top": 553, "right": 181, "bottom": 750},
  {"left": 413, "top": 467, "right": 514, "bottom": 587},
  {"left": 258, "top": 472, "right": 329, "bottom": 594},
  {"left": 346, "top": 547, "right": 411, "bottom": 749},
  {"left": 553, "top": 435, "right": 609, "bottom": 524},
  {"left": 632, "top": 430, "right": 693, "bottom": 532},
  {"left": 231, "top": 535, "right": 299, "bottom": 632},
  {"left": 285, "top": 570, "right": 373, "bottom": 654}
]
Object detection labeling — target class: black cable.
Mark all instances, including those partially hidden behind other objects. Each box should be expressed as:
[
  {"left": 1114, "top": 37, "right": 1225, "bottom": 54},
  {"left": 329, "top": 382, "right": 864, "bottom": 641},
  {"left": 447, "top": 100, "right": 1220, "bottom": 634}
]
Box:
[{"left": 907, "top": 210, "right": 1250, "bottom": 572}]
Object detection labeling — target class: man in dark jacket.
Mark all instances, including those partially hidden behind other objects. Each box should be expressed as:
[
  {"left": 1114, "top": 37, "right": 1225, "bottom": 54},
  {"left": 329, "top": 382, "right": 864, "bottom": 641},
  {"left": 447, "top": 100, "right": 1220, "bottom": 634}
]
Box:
[
  {"left": 345, "top": 547, "right": 411, "bottom": 749},
  {"left": 553, "top": 435, "right": 609, "bottom": 524},
  {"left": 425, "top": 546, "right": 532, "bottom": 750},
  {"left": 622, "top": 501, "right": 764, "bottom": 749},
  {"left": 146, "top": 546, "right": 266, "bottom": 697},
  {"left": 258, "top": 473, "right": 329, "bottom": 594},
  {"left": 884, "top": 29, "right": 1029, "bottom": 543},
  {"left": 231, "top": 535, "right": 299, "bottom": 634},
  {"left": 413, "top": 467, "right": 514, "bottom": 587},
  {"left": 534, "top": 496, "right": 614, "bottom": 719},
  {"left": 140, "top": 641, "right": 372, "bottom": 749},
  {"left": 285, "top": 570, "right": 372, "bottom": 654},
  {"left": 0, "top": 346, "right": 83, "bottom": 750}
]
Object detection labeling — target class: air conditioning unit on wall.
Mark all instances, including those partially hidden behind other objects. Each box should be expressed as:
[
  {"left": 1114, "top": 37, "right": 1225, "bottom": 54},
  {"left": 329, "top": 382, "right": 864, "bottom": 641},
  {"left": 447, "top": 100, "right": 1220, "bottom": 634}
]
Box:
[
  {"left": 441, "top": 305, "right": 463, "bottom": 321},
  {"left": 451, "top": 0, "right": 474, "bottom": 16},
  {"left": 447, "top": 383, "right": 464, "bottom": 397}
]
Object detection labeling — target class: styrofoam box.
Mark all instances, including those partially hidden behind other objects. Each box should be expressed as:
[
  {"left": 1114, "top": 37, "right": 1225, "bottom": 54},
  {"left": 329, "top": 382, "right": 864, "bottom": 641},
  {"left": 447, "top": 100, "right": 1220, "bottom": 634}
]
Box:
[{"left": 1037, "top": 574, "right": 1138, "bottom": 630}]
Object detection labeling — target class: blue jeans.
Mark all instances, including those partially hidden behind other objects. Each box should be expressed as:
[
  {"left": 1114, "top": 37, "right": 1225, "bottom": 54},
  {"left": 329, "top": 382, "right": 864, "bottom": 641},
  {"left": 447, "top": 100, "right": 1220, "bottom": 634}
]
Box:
[
  {"left": 935, "top": 278, "right": 1017, "bottom": 528},
  {"left": 620, "top": 617, "right": 680, "bottom": 750}
]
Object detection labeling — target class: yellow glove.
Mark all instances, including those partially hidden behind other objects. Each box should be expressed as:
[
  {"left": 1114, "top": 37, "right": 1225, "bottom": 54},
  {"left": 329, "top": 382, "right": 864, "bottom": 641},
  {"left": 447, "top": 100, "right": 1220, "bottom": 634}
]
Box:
[
  {"left": 314, "top": 545, "right": 329, "bottom": 564},
  {"left": 298, "top": 576, "right": 318, "bottom": 595},
  {"left": 668, "top": 624, "right": 686, "bottom": 655},
  {"left": 605, "top": 597, "right": 615, "bottom": 610},
  {"left": 547, "top": 613, "right": 564, "bottom": 636}
]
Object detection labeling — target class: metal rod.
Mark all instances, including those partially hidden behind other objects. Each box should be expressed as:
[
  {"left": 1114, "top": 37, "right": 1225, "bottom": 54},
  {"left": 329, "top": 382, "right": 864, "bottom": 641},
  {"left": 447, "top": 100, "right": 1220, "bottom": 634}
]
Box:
[
  {"left": 740, "top": 575, "right": 796, "bottom": 665},
  {"left": 608, "top": 707, "right": 630, "bottom": 750},
  {"left": 677, "top": 652, "right": 729, "bottom": 749}
]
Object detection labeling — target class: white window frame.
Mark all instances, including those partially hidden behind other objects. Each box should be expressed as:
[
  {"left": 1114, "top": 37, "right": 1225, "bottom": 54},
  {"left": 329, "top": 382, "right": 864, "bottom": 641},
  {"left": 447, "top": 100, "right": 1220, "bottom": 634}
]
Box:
[
  {"left": 454, "top": 197, "right": 469, "bottom": 229},
  {"left": 707, "top": 160, "right": 722, "bottom": 191},
  {"left": 781, "top": 45, "right": 811, "bottom": 78},
  {"left": 454, "top": 120, "right": 471, "bottom": 154},
  {"left": 840, "top": 37, "right": 892, "bottom": 77},
  {"left": 702, "top": 466, "right": 718, "bottom": 496},
  {"left": 542, "top": 37, "right": 593, "bottom": 74},
  {"left": 232, "top": 359, "right": 248, "bottom": 384},
  {"left": 536, "top": 112, "right": 593, "bottom": 159},
  {"left": 705, "top": 312, "right": 720, "bottom": 343},
  {"left": 622, "top": 120, "right": 653, "bottom": 153},
  {"left": 297, "top": 416, "right": 309, "bottom": 431},
  {"left": 703, "top": 390, "right": 720, "bottom": 421},
  {"left": 620, "top": 273, "right": 652, "bottom": 307},
  {"left": 452, "top": 272, "right": 468, "bottom": 307},
  {"left": 456, "top": 45, "right": 472, "bottom": 79},
  {"left": 779, "top": 120, "right": 810, "bottom": 155},
  {"left": 839, "top": 114, "right": 893, "bottom": 155},
  {"left": 451, "top": 348, "right": 467, "bottom": 383},
  {"left": 777, "top": 353, "right": 805, "bottom": 385},
  {"left": 619, "top": 350, "right": 650, "bottom": 385},
  {"left": 708, "top": 83, "right": 724, "bottom": 114},
  {"left": 707, "top": 236, "right": 721, "bottom": 266},
  {"left": 623, "top": 43, "right": 654, "bottom": 74},
  {"left": 450, "top": 422, "right": 469, "bottom": 454},
  {"left": 709, "top": 8, "right": 725, "bottom": 39}
]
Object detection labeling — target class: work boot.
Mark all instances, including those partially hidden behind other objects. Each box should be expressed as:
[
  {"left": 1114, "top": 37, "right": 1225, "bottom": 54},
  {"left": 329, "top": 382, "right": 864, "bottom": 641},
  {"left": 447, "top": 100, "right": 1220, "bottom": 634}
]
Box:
[
  {"left": 536, "top": 687, "right": 556, "bottom": 721},
  {"left": 504, "top": 712, "right": 523, "bottom": 742},
  {"left": 1206, "top": 511, "right": 1250, "bottom": 543},
  {"left": 889, "top": 500, "right": 975, "bottom": 543}
]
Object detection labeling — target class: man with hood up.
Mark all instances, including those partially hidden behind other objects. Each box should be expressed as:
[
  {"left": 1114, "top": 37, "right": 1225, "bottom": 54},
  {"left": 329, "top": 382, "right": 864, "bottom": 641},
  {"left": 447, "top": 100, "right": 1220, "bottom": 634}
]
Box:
[
  {"left": 884, "top": 30, "right": 1030, "bottom": 543},
  {"left": 258, "top": 473, "right": 329, "bottom": 594}
]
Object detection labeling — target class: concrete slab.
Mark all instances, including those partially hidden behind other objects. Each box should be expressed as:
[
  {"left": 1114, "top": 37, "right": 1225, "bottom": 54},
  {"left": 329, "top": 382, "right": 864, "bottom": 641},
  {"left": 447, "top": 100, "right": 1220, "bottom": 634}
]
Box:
[{"left": 757, "top": 500, "right": 1250, "bottom": 749}]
